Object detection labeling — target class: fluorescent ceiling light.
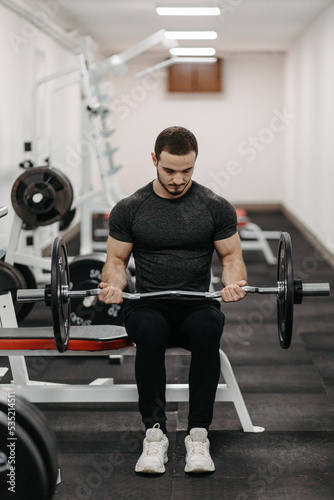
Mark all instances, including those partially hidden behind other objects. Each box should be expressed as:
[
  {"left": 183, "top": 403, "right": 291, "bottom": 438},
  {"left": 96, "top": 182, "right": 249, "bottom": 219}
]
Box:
[
  {"left": 156, "top": 7, "right": 220, "bottom": 16},
  {"left": 170, "top": 47, "right": 216, "bottom": 56},
  {"left": 165, "top": 31, "right": 217, "bottom": 40}
]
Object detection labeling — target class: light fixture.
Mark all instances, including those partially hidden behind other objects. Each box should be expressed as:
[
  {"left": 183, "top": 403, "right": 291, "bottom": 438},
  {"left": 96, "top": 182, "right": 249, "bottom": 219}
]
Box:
[
  {"left": 165, "top": 31, "right": 217, "bottom": 40},
  {"left": 156, "top": 7, "right": 220, "bottom": 16},
  {"left": 169, "top": 47, "right": 216, "bottom": 56}
]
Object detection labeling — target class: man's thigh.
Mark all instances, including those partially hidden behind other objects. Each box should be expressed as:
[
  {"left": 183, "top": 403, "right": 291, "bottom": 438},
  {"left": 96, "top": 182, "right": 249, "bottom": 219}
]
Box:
[{"left": 172, "top": 302, "right": 225, "bottom": 350}]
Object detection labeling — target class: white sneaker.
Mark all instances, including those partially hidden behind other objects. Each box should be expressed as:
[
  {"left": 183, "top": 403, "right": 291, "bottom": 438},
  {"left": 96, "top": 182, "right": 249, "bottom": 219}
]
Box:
[
  {"left": 184, "top": 428, "right": 215, "bottom": 473},
  {"left": 135, "top": 423, "right": 169, "bottom": 473}
]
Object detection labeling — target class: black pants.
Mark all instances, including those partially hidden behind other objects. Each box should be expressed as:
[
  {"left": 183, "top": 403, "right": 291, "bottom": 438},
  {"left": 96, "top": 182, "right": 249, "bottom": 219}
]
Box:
[{"left": 124, "top": 299, "right": 225, "bottom": 435}]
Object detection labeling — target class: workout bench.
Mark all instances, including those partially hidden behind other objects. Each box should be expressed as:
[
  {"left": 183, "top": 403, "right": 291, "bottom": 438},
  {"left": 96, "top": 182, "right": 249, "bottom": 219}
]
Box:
[
  {"left": 236, "top": 209, "right": 280, "bottom": 265},
  {"left": 0, "top": 292, "right": 263, "bottom": 433}
]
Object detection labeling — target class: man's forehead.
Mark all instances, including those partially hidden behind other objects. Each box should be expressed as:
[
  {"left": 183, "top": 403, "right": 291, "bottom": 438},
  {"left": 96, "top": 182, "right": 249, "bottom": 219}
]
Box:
[{"left": 159, "top": 150, "right": 196, "bottom": 168}]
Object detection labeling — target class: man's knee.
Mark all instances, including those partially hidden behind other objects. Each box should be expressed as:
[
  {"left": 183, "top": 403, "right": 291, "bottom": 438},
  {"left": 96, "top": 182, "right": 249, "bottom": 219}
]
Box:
[
  {"left": 190, "top": 325, "right": 222, "bottom": 350},
  {"left": 187, "top": 309, "right": 224, "bottom": 346}
]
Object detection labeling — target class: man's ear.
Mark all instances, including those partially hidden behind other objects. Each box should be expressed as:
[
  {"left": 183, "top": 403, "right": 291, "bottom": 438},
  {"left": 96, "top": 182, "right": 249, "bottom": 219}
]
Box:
[{"left": 151, "top": 152, "right": 158, "bottom": 167}]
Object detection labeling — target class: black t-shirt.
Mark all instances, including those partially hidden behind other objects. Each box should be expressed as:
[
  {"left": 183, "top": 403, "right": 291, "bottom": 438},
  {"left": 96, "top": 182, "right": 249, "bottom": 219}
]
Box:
[{"left": 109, "top": 181, "right": 237, "bottom": 293}]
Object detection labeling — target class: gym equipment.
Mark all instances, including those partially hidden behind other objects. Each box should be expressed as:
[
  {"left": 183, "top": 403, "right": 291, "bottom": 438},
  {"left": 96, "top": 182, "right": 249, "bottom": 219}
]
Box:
[
  {"left": 19, "top": 159, "right": 34, "bottom": 170},
  {"left": 0, "top": 262, "right": 37, "bottom": 322},
  {"left": 0, "top": 207, "right": 8, "bottom": 219},
  {"left": 58, "top": 208, "right": 76, "bottom": 231},
  {"left": 0, "top": 262, "right": 26, "bottom": 319},
  {"left": 0, "top": 324, "right": 263, "bottom": 433},
  {"left": 69, "top": 253, "right": 135, "bottom": 328},
  {"left": 0, "top": 391, "right": 59, "bottom": 499},
  {"left": 50, "top": 236, "right": 70, "bottom": 352},
  {"left": 11, "top": 166, "right": 73, "bottom": 228},
  {"left": 16, "top": 233, "right": 330, "bottom": 352},
  {"left": 14, "top": 264, "right": 37, "bottom": 321},
  {"left": 0, "top": 412, "right": 49, "bottom": 499}
]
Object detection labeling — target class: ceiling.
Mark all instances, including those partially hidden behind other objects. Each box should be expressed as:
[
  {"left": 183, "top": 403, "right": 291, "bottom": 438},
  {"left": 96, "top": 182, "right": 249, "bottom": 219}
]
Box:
[{"left": 21, "top": 0, "right": 334, "bottom": 56}]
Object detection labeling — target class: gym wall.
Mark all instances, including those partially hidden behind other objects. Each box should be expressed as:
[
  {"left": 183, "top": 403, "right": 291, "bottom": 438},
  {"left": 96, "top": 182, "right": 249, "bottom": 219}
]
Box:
[
  {"left": 284, "top": 2, "right": 334, "bottom": 256},
  {"left": 111, "top": 53, "right": 285, "bottom": 205}
]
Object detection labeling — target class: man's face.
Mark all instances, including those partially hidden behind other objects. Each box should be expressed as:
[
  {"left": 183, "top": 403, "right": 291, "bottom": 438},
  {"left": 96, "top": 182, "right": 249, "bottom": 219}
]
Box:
[{"left": 152, "top": 150, "right": 196, "bottom": 197}]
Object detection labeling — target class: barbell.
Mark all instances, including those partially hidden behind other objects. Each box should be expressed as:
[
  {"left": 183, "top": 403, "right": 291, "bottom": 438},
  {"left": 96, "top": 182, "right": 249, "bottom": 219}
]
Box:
[{"left": 16, "top": 233, "right": 330, "bottom": 353}]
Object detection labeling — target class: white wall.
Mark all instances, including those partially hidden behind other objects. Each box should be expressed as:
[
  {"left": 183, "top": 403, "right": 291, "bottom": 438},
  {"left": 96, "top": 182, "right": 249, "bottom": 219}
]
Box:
[
  {"left": 284, "top": 3, "right": 334, "bottom": 254},
  {"left": 110, "top": 53, "right": 286, "bottom": 205},
  {"left": 0, "top": 4, "right": 81, "bottom": 245}
]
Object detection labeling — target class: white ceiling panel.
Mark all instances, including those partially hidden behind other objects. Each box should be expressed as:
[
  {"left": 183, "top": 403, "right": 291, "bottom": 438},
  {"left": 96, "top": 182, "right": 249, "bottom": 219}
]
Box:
[{"left": 19, "top": 0, "right": 334, "bottom": 55}]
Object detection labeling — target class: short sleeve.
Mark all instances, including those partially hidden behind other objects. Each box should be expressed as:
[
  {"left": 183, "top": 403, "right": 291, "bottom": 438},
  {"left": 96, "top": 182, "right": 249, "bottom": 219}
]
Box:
[
  {"left": 108, "top": 199, "right": 133, "bottom": 243},
  {"left": 213, "top": 198, "right": 238, "bottom": 241}
]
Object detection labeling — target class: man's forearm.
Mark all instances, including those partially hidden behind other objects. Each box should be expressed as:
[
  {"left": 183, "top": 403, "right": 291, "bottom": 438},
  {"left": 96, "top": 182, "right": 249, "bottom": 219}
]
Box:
[
  {"left": 101, "top": 260, "right": 127, "bottom": 290},
  {"left": 221, "top": 257, "right": 247, "bottom": 287}
]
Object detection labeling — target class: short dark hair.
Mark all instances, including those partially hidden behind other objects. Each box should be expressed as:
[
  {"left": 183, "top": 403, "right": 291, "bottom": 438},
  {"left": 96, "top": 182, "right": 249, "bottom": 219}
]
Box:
[{"left": 154, "top": 126, "right": 198, "bottom": 161}]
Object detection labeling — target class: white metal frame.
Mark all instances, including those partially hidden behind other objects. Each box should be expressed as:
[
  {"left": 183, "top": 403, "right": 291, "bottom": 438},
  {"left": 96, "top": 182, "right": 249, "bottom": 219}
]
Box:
[
  {"left": 0, "top": 292, "right": 263, "bottom": 433},
  {"left": 239, "top": 222, "right": 281, "bottom": 265}
]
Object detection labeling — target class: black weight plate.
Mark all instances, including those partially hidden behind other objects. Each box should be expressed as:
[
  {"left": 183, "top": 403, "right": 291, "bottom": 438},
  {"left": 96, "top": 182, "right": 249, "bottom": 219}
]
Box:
[
  {"left": 11, "top": 166, "right": 73, "bottom": 228},
  {"left": 0, "top": 262, "right": 26, "bottom": 320},
  {"left": 0, "top": 392, "right": 59, "bottom": 498},
  {"left": 51, "top": 236, "right": 70, "bottom": 352},
  {"left": 0, "top": 412, "right": 49, "bottom": 500},
  {"left": 14, "top": 264, "right": 37, "bottom": 322},
  {"left": 69, "top": 253, "right": 135, "bottom": 327},
  {"left": 277, "top": 232, "right": 294, "bottom": 349},
  {"left": 59, "top": 208, "right": 76, "bottom": 231}
]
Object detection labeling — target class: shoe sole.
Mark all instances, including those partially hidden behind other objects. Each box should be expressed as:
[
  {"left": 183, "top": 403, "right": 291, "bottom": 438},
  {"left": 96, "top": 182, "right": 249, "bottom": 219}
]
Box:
[
  {"left": 185, "top": 464, "right": 215, "bottom": 473},
  {"left": 135, "top": 465, "right": 166, "bottom": 473},
  {"left": 135, "top": 456, "right": 168, "bottom": 474}
]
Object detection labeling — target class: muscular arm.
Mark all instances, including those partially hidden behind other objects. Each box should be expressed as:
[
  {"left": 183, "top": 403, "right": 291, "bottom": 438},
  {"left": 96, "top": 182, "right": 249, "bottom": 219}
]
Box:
[
  {"left": 98, "top": 236, "right": 133, "bottom": 304},
  {"left": 214, "top": 232, "right": 248, "bottom": 302}
]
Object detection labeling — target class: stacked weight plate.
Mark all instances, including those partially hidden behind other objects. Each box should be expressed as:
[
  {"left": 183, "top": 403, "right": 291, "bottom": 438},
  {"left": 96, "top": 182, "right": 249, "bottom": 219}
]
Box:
[{"left": 0, "top": 390, "right": 59, "bottom": 499}]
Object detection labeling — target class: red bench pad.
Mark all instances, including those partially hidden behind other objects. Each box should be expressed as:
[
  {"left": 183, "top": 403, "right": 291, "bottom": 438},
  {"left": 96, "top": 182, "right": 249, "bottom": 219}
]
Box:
[
  {"left": 0, "top": 325, "right": 133, "bottom": 351},
  {"left": 236, "top": 208, "right": 250, "bottom": 227}
]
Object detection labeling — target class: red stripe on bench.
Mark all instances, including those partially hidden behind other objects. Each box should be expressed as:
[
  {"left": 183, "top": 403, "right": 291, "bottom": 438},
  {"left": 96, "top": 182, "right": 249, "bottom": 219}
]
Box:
[{"left": 0, "top": 338, "right": 134, "bottom": 351}]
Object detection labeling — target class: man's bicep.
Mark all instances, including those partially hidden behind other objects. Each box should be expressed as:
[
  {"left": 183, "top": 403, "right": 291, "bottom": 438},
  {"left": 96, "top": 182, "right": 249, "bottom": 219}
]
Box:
[
  {"left": 214, "top": 232, "right": 243, "bottom": 264},
  {"left": 106, "top": 236, "right": 133, "bottom": 266}
]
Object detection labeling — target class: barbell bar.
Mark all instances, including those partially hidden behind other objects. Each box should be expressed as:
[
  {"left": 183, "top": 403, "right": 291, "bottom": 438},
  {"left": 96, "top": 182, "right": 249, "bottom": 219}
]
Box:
[
  {"left": 17, "top": 283, "right": 329, "bottom": 301},
  {"left": 16, "top": 232, "right": 330, "bottom": 352}
]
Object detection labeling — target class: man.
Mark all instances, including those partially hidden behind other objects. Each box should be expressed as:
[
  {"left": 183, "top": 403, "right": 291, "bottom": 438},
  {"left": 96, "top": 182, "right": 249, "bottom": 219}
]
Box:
[{"left": 98, "top": 126, "right": 247, "bottom": 474}]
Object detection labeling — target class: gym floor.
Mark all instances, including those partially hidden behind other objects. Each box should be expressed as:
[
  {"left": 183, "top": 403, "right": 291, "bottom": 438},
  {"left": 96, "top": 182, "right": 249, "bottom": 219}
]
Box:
[{"left": 2, "top": 210, "right": 334, "bottom": 500}]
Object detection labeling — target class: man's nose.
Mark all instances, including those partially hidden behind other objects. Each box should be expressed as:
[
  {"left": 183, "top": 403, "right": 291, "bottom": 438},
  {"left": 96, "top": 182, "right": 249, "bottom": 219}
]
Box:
[{"left": 173, "top": 173, "right": 183, "bottom": 185}]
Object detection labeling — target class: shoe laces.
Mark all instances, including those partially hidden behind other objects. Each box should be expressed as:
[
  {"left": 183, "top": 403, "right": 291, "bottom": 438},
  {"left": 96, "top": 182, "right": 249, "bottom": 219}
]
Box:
[
  {"left": 145, "top": 441, "right": 164, "bottom": 456},
  {"left": 189, "top": 440, "right": 207, "bottom": 457}
]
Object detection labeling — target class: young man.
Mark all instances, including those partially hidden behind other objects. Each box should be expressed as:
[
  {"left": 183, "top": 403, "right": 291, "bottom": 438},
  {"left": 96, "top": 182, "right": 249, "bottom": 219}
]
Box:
[{"left": 98, "top": 126, "right": 247, "bottom": 474}]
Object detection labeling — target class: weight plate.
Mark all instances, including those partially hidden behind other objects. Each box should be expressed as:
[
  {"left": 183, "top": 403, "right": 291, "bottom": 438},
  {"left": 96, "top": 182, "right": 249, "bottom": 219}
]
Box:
[
  {"left": 69, "top": 253, "right": 135, "bottom": 327},
  {"left": 59, "top": 208, "right": 76, "bottom": 231},
  {"left": 14, "top": 264, "right": 37, "bottom": 322},
  {"left": 0, "top": 262, "right": 26, "bottom": 319},
  {"left": 277, "top": 232, "right": 294, "bottom": 349},
  {"left": 0, "top": 411, "right": 49, "bottom": 500},
  {"left": 11, "top": 166, "right": 73, "bottom": 228},
  {"left": 0, "top": 391, "right": 59, "bottom": 498},
  {"left": 51, "top": 236, "right": 70, "bottom": 352}
]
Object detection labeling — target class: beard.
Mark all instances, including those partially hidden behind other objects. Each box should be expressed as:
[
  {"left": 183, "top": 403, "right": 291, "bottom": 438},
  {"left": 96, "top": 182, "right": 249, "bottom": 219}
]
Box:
[{"left": 157, "top": 171, "right": 191, "bottom": 197}]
